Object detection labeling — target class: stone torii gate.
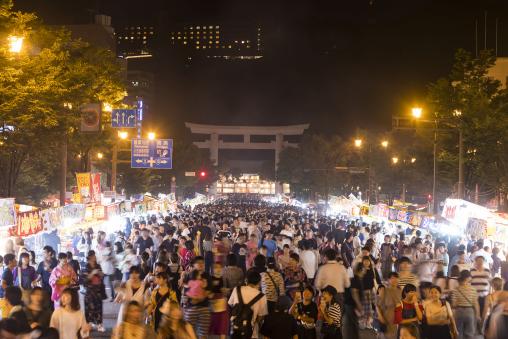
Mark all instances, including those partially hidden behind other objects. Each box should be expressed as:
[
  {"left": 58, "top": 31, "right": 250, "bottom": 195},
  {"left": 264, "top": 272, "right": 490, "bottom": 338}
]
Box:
[{"left": 185, "top": 122, "right": 310, "bottom": 171}]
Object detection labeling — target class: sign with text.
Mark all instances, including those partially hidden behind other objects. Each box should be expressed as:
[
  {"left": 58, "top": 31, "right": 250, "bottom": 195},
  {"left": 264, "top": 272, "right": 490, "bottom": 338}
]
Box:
[
  {"left": 42, "top": 207, "right": 64, "bottom": 231},
  {"left": 90, "top": 173, "right": 102, "bottom": 202},
  {"left": 111, "top": 109, "right": 137, "bottom": 128},
  {"left": 16, "top": 210, "right": 43, "bottom": 237},
  {"left": 76, "top": 173, "right": 91, "bottom": 203},
  {"left": 131, "top": 139, "right": 173, "bottom": 169}
]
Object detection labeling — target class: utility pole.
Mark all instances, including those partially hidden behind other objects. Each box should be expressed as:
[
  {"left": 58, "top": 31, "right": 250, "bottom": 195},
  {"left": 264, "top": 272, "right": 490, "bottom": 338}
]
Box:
[
  {"left": 111, "top": 142, "right": 118, "bottom": 192},
  {"left": 60, "top": 135, "right": 67, "bottom": 206},
  {"left": 432, "top": 118, "right": 438, "bottom": 213},
  {"left": 458, "top": 127, "right": 465, "bottom": 199}
]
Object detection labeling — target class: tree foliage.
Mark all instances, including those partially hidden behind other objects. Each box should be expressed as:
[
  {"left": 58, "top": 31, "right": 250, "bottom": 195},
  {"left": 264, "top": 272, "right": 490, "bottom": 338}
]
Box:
[{"left": 0, "top": 2, "right": 125, "bottom": 203}]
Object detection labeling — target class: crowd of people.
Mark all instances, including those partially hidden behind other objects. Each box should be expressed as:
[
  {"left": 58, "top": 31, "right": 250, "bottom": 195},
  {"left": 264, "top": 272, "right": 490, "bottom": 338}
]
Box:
[{"left": 0, "top": 199, "right": 507, "bottom": 339}]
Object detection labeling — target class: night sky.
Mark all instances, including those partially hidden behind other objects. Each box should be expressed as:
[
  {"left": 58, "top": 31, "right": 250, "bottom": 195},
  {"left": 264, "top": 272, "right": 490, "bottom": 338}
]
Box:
[{"left": 14, "top": 0, "right": 508, "bottom": 138}]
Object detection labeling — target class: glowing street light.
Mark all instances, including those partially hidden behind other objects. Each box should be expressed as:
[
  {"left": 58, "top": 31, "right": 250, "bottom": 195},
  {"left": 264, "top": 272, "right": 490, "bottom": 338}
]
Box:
[
  {"left": 411, "top": 107, "right": 423, "bottom": 119},
  {"left": 354, "top": 139, "right": 363, "bottom": 148},
  {"left": 381, "top": 140, "right": 389, "bottom": 148},
  {"left": 118, "top": 131, "right": 128, "bottom": 140},
  {"left": 411, "top": 157, "right": 417, "bottom": 163},
  {"left": 97, "top": 152, "right": 103, "bottom": 159},
  {"left": 147, "top": 132, "right": 156, "bottom": 140},
  {"left": 392, "top": 157, "right": 399, "bottom": 164},
  {"left": 8, "top": 36, "right": 23, "bottom": 53},
  {"left": 103, "top": 103, "right": 113, "bottom": 113},
  {"left": 453, "top": 109, "right": 462, "bottom": 117}
]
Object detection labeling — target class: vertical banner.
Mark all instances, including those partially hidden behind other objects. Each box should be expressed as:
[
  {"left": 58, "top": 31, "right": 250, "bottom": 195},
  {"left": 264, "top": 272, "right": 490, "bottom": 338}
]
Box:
[
  {"left": 0, "top": 198, "right": 16, "bottom": 228},
  {"left": 90, "top": 173, "right": 102, "bottom": 202},
  {"left": 17, "top": 210, "right": 43, "bottom": 237},
  {"left": 76, "top": 173, "right": 91, "bottom": 204}
]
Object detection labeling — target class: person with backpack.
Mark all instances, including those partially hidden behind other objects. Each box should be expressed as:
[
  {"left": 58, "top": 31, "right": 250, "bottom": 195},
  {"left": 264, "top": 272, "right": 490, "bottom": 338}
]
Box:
[{"left": 228, "top": 270, "right": 268, "bottom": 339}]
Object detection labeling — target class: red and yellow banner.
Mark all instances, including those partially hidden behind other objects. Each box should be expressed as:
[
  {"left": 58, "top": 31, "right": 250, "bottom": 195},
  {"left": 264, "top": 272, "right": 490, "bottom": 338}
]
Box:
[
  {"left": 16, "top": 210, "right": 43, "bottom": 237},
  {"left": 76, "top": 172, "right": 92, "bottom": 203}
]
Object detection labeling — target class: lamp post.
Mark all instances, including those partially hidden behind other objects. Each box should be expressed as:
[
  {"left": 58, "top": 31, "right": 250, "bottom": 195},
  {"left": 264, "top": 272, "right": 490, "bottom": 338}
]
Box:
[
  {"left": 353, "top": 137, "right": 390, "bottom": 204},
  {"left": 112, "top": 131, "right": 129, "bottom": 192}
]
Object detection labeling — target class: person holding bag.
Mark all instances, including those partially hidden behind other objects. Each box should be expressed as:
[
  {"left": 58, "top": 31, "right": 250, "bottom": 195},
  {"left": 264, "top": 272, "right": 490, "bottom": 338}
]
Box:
[
  {"left": 450, "top": 270, "right": 480, "bottom": 339},
  {"left": 422, "top": 285, "right": 458, "bottom": 339},
  {"left": 260, "top": 257, "right": 285, "bottom": 313},
  {"left": 82, "top": 250, "right": 106, "bottom": 332},
  {"left": 12, "top": 252, "right": 37, "bottom": 306}
]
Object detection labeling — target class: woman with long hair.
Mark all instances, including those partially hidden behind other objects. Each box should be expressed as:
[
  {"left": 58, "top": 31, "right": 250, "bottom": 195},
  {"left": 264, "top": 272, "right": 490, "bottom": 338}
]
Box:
[
  {"left": 157, "top": 301, "right": 197, "bottom": 339},
  {"left": 49, "top": 288, "right": 90, "bottom": 339},
  {"left": 115, "top": 265, "right": 150, "bottom": 326},
  {"left": 82, "top": 250, "right": 106, "bottom": 332},
  {"left": 12, "top": 252, "right": 37, "bottom": 305},
  {"left": 422, "top": 285, "right": 458, "bottom": 339},
  {"left": 181, "top": 240, "right": 195, "bottom": 271},
  {"left": 112, "top": 301, "right": 155, "bottom": 339},
  {"left": 354, "top": 256, "right": 382, "bottom": 329},
  {"left": 23, "top": 287, "right": 52, "bottom": 330},
  {"left": 147, "top": 271, "right": 177, "bottom": 332}
]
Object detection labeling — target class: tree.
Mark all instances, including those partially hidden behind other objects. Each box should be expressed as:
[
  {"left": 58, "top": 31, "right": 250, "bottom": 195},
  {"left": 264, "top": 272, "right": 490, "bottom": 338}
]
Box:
[
  {"left": 426, "top": 49, "right": 508, "bottom": 207},
  {"left": 0, "top": 2, "right": 126, "bottom": 202}
]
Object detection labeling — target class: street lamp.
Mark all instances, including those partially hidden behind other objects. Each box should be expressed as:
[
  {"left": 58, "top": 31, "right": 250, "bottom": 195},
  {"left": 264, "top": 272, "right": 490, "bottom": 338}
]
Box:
[
  {"left": 148, "top": 132, "right": 156, "bottom": 140},
  {"left": 8, "top": 36, "right": 23, "bottom": 53},
  {"left": 381, "top": 140, "right": 389, "bottom": 148},
  {"left": 391, "top": 157, "right": 399, "bottom": 164},
  {"left": 411, "top": 107, "right": 423, "bottom": 119},
  {"left": 411, "top": 157, "right": 416, "bottom": 164},
  {"left": 103, "top": 103, "right": 113, "bottom": 113},
  {"left": 118, "top": 131, "right": 128, "bottom": 140},
  {"left": 97, "top": 152, "right": 103, "bottom": 160},
  {"left": 354, "top": 139, "right": 363, "bottom": 148}
]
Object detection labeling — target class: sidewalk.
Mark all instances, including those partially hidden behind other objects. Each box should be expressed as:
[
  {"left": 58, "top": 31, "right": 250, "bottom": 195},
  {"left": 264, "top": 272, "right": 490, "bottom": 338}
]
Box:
[{"left": 80, "top": 293, "right": 119, "bottom": 338}]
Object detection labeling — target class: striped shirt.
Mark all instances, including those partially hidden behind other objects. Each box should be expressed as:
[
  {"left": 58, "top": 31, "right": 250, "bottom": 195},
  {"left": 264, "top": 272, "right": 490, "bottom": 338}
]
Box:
[
  {"left": 325, "top": 302, "right": 342, "bottom": 328},
  {"left": 470, "top": 268, "right": 490, "bottom": 297},
  {"left": 398, "top": 273, "right": 419, "bottom": 289},
  {"left": 260, "top": 270, "right": 285, "bottom": 302},
  {"left": 451, "top": 285, "right": 478, "bottom": 308}
]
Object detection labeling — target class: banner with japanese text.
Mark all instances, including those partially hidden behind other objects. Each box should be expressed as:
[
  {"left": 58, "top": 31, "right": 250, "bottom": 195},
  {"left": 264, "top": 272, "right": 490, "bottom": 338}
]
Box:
[
  {"left": 0, "top": 198, "right": 16, "bottom": 228},
  {"left": 90, "top": 173, "right": 102, "bottom": 202},
  {"left": 16, "top": 210, "right": 43, "bottom": 237},
  {"left": 76, "top": 173, "right": 91, "bottom": 203}
]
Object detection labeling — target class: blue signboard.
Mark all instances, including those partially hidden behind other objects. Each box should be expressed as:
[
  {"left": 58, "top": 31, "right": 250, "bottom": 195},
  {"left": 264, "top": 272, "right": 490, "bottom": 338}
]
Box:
[
  {"left": 131, "top": 139, "right": 173, "bottom": 169},
  {"left": 111, "top": 109, "right": 137, "bottom": 128}
]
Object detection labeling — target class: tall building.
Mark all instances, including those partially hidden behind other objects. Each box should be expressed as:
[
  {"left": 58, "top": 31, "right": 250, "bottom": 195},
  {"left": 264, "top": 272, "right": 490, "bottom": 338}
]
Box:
[
  {"left": 65, "top": 14, "right": 116, "bottom": 53},
  {"left": 115, "top": 25, "right": 156, "bottom": 58},
  {"left": 125, "top": 69, "right": 154, "bottom": 116},
  {"left": 169, "top": 24, "right": 263, "bottom": 60}
]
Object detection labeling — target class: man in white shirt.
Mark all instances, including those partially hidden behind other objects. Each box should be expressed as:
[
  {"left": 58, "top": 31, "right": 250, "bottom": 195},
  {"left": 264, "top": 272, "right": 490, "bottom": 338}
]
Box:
[
  {"left": 229, "top": 270, "right": 268, "bottom": 339},
  {"left": 300, "top": 241, "right": 318, "bottom": 283},
  {"left": 314, "top": 248, "right": 350, "bottom": 295}
]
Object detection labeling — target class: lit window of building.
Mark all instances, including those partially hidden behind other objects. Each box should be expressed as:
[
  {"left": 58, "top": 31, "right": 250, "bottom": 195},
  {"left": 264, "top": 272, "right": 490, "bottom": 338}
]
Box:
[
  {"left": 190, "top": 27, "right": 193, "bottom": 30},
  {"left": 209, "top": 26, "right": 213, "bottom": 29},
  {"left": 197, "top": 26, "right": 200, "bottom": 29},
  {"left": 196, "top": 41, "right": 199, "bottom": 44},
  {"left": 216, "top": 25, "right": 219, "bottom": 28},
  {"left": 183, "top": 41, "right": 187, "bottom": 45}
]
